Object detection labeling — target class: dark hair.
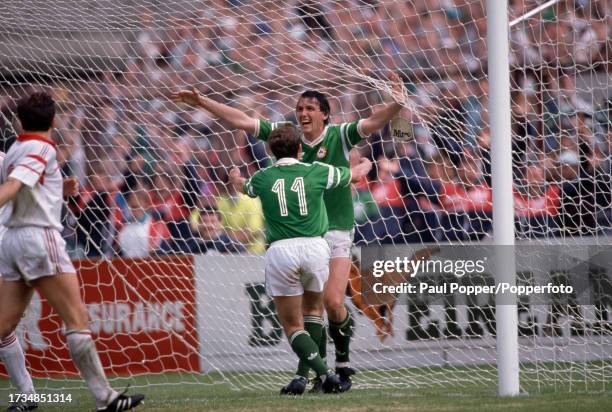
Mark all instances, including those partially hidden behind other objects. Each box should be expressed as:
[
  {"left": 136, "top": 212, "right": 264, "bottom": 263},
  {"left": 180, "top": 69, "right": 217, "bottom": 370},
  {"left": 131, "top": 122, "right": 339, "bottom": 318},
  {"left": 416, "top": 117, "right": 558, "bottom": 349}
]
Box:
[
  {"left": 298, "top": 90, "right": 330, "bottom": 125},
  {"left": 268, "top": 124, "right": 301, "bottom": 159},
  {"left": 16, "top": 91, "right": 56, "bottom": 132}
]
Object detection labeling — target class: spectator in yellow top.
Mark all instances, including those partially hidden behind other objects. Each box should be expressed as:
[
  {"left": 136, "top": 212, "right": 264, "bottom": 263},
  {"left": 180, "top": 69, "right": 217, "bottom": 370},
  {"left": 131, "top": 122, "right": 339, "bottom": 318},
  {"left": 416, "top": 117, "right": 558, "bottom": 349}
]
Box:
[{"left": 214, "top": 167, "right": 265, "bottom": 254}]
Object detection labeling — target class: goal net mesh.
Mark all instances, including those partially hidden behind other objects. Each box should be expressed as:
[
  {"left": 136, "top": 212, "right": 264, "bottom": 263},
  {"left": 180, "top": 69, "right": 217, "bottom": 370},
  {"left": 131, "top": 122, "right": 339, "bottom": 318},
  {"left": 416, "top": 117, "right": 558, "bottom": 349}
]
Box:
[{"left": 0, "top": 0, "right": 610, "bottom": 394}]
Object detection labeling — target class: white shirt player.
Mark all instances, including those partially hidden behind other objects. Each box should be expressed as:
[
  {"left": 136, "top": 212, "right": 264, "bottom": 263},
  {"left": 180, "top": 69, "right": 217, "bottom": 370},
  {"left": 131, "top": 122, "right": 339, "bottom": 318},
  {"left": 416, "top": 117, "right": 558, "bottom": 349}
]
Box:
[{"left": 0, "top": 134, "right": 63, "bottom": 231}]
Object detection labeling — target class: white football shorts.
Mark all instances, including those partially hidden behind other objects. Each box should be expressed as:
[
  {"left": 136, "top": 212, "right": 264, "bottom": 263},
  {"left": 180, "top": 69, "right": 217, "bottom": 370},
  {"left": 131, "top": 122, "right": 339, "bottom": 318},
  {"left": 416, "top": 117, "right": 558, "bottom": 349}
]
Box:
[
  {"left": 324, "top": 229, "right": 354, "bottom": 259},
  {"left": 0, "top": 227, "right": 76, "bottom": 284},
  {"left": 265, "top": 236, "right": 330, "bottom": 297}
]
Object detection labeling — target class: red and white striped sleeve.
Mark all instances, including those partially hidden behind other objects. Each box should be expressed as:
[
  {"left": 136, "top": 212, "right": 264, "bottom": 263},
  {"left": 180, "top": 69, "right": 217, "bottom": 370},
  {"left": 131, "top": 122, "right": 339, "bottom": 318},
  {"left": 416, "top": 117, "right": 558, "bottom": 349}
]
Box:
[{"left": 9, "top": 142, "right": 53, "bottom": 187}]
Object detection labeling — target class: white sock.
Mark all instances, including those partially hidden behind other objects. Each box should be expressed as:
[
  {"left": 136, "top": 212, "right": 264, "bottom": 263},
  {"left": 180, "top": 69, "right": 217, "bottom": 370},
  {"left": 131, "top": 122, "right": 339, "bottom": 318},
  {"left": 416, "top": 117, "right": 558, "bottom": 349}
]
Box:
[
  {"left": 66, "top": 330, "right": 117, "bottom": 408},
  {"left": 0, "top": 333, "right": 35, "bottom": 394}
]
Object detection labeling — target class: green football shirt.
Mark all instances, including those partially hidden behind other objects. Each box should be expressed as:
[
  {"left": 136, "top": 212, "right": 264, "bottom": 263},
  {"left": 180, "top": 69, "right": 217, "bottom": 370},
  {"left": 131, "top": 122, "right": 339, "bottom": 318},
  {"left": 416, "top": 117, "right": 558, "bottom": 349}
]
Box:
[
  {"left": 243, "top": 158, "right": 351, "bottom": 244},
  {"left": 255, "top": 119, "right": 367, "bottom": 230}
]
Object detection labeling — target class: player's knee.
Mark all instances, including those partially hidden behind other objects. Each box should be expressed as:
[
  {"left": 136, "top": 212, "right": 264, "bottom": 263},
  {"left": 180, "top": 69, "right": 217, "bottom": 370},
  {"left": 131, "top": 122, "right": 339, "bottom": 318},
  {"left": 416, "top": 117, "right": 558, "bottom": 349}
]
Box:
[{"left": 324, "top": 294, "right": 345, "bottom": 315}]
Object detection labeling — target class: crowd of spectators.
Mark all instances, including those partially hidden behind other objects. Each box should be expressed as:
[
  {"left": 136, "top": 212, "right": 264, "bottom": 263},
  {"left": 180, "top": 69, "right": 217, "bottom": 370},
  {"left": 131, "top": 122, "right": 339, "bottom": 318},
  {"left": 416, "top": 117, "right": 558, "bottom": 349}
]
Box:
[{"left": 0, "top": 0, "right": 610, "bottom": 256}]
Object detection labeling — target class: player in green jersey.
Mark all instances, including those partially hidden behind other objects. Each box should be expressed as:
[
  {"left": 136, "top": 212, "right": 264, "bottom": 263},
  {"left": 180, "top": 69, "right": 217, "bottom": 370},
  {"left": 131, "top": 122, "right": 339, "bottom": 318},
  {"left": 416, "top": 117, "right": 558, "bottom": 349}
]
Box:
[
  {"left": 172, "top": 73, "right": 405, "bottom": 390},
  {"left": 228, "top": 124, "right": 371, "bottom": 394}
]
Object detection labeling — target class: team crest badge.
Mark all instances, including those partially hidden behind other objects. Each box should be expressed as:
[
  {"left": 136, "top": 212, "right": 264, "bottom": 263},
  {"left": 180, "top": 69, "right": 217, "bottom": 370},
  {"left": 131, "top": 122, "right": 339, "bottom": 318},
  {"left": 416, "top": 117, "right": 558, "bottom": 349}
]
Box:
[{"left": 317, "top": 147, "right": 327, "bottom": 158}]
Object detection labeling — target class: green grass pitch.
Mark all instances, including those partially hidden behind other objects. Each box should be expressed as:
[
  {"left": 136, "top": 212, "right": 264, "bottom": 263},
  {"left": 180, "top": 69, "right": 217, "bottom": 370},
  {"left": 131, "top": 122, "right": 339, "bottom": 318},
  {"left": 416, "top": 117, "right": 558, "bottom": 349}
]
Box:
[{"left": 1, "top": 365, "right": 611, "bottom": 411}]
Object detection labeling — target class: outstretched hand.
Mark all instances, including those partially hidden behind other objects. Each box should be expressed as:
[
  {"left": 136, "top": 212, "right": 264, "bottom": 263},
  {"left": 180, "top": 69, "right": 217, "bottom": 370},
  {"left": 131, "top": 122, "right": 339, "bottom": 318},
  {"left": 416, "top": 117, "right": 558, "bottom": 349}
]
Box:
[
  {"left": 358, "top": 72, "right": 407, "bottom": 137},
  {"left": 171, "top": 86, "right": 201, "bottom": 107}
]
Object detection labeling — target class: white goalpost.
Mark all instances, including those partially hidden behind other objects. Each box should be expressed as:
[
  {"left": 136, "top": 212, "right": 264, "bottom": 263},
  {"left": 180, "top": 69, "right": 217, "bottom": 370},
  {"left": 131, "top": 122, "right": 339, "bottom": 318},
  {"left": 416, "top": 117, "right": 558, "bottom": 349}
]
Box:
[
  {"left": 0, "top": 0, "right": 610, "bottom": 397},
  {"left": 487, "top": 0, "right": 520, "bottom": 397}
]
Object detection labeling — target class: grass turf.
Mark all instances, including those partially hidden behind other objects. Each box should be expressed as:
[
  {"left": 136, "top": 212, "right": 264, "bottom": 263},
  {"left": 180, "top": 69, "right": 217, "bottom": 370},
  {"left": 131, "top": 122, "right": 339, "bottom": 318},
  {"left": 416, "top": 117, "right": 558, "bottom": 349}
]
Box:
[{"left": 1, "top": 365, "right": 611, "bottom": 411}]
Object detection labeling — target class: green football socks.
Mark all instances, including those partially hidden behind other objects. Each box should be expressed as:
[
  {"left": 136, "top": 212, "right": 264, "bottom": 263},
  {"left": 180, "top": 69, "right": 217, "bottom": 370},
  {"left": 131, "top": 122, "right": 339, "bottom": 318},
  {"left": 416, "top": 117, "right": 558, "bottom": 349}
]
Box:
[
  {"left": 289, "top": 330, "right": 328, "bottom": 377},
  {"left": 329, "top": 308, "right": 353, "bottom": 365},
  {"left": 296, "top": 316, "right": 325, "bottom": 378}
]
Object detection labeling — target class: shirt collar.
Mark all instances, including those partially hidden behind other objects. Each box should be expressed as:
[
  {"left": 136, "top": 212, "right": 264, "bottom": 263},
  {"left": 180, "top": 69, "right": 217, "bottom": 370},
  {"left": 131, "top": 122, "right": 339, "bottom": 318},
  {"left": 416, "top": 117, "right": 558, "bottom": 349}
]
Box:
[
  {"left": 17, "top": 133, "right": 56, "bottom": 148},
  {"left": 275, "top": 157, "right": 300, "bottom": 166},
  {"left": 302, "top": 125, "right": 328, "bottom": 147}
]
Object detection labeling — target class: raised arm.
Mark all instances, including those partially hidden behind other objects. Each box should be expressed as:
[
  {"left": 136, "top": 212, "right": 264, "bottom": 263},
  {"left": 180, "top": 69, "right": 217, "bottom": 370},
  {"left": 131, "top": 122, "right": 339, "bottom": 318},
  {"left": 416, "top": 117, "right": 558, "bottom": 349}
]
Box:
[
  {"left": 171, "top": 87, "right": 258, "bottom": 135},
  {"left": 359, "top": 73, "right": 406, "bottom": 137}
]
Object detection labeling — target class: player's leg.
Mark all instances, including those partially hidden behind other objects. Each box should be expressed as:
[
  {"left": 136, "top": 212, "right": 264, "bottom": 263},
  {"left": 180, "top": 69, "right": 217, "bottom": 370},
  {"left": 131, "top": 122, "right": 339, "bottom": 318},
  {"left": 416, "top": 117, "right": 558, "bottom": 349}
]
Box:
[
  {"left": 0, "top": 279, "right": 37, "bottom": 406},
  {"left": 297, "top": 237, "right": 332, "bottom": 392},
  {"left": 33, "top": 273, "right": 119, "bottom": 407},
  {"left": 325, "top": 256, "right": 353, "bottom": 340},
  {"left": 274, "top": 295, "right": 305, "bottom": 338},
  {"left": 22, "top": 227, "right": 143, "bottom": 411},
  {"left": 325, "top": 257, "right": 356, "bottom": 384},
  {"left": 35, "top": 273, "right": 144, "bottom": 412},
  {"left": 0, "top": 233, "right": 38, "bottom": 411},
  {"left": 274, "top": 295, "right": 341, "bottom": 393},
  {"left": 276, "top": 295, "right": 315, "bottom": 394},
  {"left": 324, "top": 230, "right": 356, "bottom": 386},
  {"left": 300, "top": 291, "right": 327, "bottom": 393},
  {"left": 266, "top": 242, "right": 311, "bottom": 395},
  {"left": 34, "top": 273, "right": 145, "bottom": 411},
  {"left": 295, "top": 291, "right": 325, "bottom": 380}
]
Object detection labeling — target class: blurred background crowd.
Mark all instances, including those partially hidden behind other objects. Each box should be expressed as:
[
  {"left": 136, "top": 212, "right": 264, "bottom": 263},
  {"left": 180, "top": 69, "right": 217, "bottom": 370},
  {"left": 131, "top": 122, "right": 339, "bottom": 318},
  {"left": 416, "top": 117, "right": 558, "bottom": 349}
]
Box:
[{"left": 0, "top": 0, "right": 610, "bottom": 258}]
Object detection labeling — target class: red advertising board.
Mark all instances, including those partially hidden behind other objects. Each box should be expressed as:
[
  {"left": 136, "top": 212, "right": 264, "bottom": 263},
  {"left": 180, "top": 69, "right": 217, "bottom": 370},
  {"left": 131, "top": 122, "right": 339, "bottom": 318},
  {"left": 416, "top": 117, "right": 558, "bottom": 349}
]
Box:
[{"left": 1, "top": 256, "right": 199, "bottom": 378}]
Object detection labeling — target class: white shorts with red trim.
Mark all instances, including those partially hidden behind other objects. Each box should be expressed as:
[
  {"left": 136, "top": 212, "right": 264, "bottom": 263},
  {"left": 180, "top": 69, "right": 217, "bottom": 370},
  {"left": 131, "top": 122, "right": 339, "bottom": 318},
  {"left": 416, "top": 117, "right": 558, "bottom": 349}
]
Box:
[{"left": 0, "top": 227, "right": 76, "bottom": 284}]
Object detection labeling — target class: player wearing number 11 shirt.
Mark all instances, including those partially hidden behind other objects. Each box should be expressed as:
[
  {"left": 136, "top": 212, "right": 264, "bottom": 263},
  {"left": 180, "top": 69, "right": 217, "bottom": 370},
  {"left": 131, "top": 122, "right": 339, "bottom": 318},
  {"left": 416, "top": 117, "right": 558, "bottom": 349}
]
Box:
[{"left": 229, "top": 124, "right": 371, "bottom": 394}]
